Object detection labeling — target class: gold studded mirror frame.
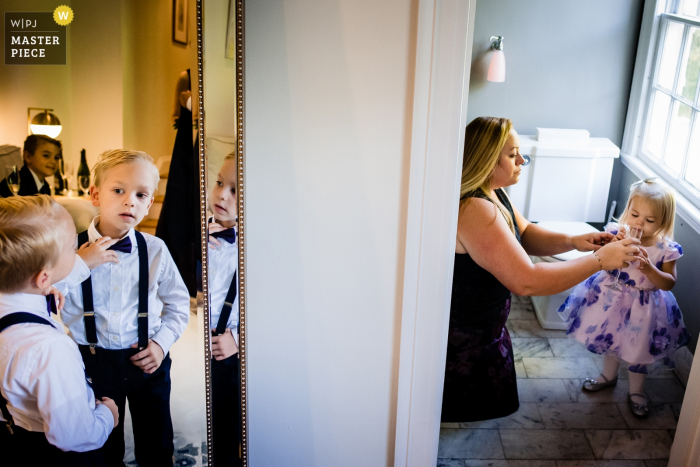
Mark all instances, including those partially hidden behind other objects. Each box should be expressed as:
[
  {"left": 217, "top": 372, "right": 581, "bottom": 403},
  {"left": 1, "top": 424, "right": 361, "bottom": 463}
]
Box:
[{"left": 196, "top": 0, "right": 247, "bottom": 464}]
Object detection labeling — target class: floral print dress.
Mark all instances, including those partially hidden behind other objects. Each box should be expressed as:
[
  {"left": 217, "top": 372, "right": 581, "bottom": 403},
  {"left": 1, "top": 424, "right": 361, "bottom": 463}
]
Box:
[{"left": 558, "top": 222, "right": 690, "bottom": 373}]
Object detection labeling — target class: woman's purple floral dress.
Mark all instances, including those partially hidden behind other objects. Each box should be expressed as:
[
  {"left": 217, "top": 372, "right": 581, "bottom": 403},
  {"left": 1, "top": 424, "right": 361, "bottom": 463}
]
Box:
[
  {"left": 442, "top": 189, "right": 520, "bottom": 422},
  {"left": 558, "top": 222, "right": 690, "bottom": 373}
]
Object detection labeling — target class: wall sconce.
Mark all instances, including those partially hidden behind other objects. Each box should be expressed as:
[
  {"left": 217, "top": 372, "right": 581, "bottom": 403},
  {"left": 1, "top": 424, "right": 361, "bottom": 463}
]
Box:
[
  {"left": 487, "top": 36, "right": 505, "bottom": 83},
  {"left": 27, "top": 107, "right": 62, "bottom": 138}
]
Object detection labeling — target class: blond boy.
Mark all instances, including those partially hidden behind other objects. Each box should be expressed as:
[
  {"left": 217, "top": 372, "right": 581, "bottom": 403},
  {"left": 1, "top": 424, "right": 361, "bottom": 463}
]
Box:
[
  {"left": 58, "top": 150, "right": 189, "bottom": 467},
  {"left": 0, "top": 195, "right": 117, "bottom": 466}
]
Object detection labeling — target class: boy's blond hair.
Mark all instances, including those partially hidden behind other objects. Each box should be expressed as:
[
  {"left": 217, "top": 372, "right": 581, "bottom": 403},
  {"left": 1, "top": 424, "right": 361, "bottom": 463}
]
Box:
[
  {"left": 619, "top": 178, "right": 676, "bottom": 239},
  {"left": 0, "top": 195, "right": 66, "bottom": 293},
  {"left": 92, "top": 149, "right": 160, "bottom": 191}
]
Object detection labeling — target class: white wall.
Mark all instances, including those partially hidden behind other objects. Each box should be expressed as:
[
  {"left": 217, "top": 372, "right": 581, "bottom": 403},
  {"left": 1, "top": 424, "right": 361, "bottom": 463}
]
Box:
[{"left": 246, "top": 1, "right": 417, "bottom": 465}]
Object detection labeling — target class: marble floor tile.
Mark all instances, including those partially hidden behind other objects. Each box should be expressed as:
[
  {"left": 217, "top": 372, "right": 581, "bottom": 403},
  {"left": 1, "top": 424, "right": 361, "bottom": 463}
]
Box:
[
  {"left": 644, "top": 379, "right": 686, "bottom": 403},
  {"left": 617, "top": 403, "right": 679, "bottom": 430},
  {"left": 460, "top": 403, "right": 544, "bottom": 429},
  {"left": 439, "top": 429, "right": 504, "bottom": 459},
  {"left": 667, "top": 430, "right": 675, "bottom": 441},
  {"left": 509, "top": 309, "right": 537, "bottom": 320},
  {"left": 515, "top": 359, "right": 527, "bottom": 378},
  {"left": 512, "top": 338, "right": 554, "bottom": 359},
  {"left": 523, "top": 358, "right": 600, "bottom": 379},
  {"left": 442, "top": 422, "right": 460, "bottom": 428},
  {"left": 644, "top": 461, "right": 668, "bottom": 467},
  {"left": 549, "top": 338, "right": 602, "bottom": 358},
  {"left": 564, "top": 379, "right": 630, "bottom": 403},
  {"left": 538, "top": 403, "right": 627, "bottom": 429},
  {"left": 464, "top": 461, "right": 555, "bottom": 467},
  {"left": 594, "top": 360, "right": 679, "bottom": 381},
  {"left": 518, "top": 379, "right": 575, "bottom": 403},
  {"left": 670, "top": 347, "right": 693, "bottom": 387},
  {"left": 555, "top": 462, "right": 646, "bottom": 467},
  {"left": 438, "top": 460, "right": 466, "bottom": 467},
  {"left": 500, "top": 429, "right": 594, "bottom": 460},
  {"left": 584, "top": 430, "right": 673, "bottom": 460},
  {"left": 670, "top": 403, "right": 683, "bottom": 419},
  {"left": 508, "top": 320, "right": 568, "bottom": 338}
]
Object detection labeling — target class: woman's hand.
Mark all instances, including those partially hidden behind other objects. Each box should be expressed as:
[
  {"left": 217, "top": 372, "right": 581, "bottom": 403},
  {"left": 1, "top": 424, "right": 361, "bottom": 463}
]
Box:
[
  {"left": 570, "top": 232, "right": 615, "bottom": 252},
  {"left": 595, "top": 237, "right": 642, "bottom": 270}
]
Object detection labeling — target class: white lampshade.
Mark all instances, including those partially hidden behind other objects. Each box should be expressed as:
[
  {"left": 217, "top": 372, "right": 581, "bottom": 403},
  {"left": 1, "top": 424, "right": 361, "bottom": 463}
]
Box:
[
  {"left": 30, "top": 123, "right": 62, "bottom": 138},
  {"left": 29, "top": 110, "right": 62, "bottom": 138},
  {"left": 487, "top": 49, "right": 506, "bottom": 82}
]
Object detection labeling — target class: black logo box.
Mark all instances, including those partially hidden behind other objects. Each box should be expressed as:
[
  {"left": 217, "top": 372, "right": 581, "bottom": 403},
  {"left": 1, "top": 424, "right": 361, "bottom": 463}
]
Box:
[{"left": 5, "top": 12, "right": 67, "bottom": 65}]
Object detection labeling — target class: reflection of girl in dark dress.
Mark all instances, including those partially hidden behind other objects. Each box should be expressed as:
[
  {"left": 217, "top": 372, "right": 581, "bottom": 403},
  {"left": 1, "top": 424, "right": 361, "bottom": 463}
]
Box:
[{"left": 441, "top": 117, "right": 643, "bottom": 423}]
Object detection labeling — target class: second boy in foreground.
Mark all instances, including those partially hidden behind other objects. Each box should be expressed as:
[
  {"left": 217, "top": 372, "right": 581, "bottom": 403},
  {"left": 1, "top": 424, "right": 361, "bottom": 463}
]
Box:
[{"left": 58, "top": 150, "right": 190, "bottom": 467}]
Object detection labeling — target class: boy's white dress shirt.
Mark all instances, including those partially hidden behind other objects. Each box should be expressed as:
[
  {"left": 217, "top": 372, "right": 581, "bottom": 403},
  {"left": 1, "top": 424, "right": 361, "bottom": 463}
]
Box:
[
  {"left": 58, "top": 217, "right": 190, "bottom": 355},
  {"left": 208, "top": 223, "right": 239, "bottom": 344},
  {"left": 0, "top": 292, "right": 113, "bottom": 451}
]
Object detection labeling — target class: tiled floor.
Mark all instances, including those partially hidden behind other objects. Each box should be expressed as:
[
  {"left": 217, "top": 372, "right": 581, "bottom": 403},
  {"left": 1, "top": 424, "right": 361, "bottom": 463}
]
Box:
[{"left": 438, "top": 296, "right": 687, "bottom": 467}]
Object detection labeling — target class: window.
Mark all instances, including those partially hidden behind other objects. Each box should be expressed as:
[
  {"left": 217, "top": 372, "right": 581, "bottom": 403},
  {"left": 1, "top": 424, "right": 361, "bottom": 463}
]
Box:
[{"left": 640, "top": 0, "right": 700, "bottom": 203}]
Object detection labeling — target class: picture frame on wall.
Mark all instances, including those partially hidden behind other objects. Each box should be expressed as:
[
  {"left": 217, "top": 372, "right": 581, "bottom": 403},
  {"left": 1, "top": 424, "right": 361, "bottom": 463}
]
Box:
[{"left": 173, "top": 0, "right": 188, "bottom": 45}]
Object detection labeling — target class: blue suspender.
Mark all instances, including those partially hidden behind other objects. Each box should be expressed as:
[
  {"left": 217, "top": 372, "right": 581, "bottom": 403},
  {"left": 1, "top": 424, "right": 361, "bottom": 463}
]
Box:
[
  {"left": 78, "top": 230, "right": 150, "bottom": 353},
  {"left": 215, "top": 271, "right": 238, "bottom": 336},
  {"left": 0, "top": 313, "right": 54, "bottom": 434}
]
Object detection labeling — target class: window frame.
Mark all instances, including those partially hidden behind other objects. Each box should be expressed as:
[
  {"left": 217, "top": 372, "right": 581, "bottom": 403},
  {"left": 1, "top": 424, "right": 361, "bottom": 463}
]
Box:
[{"left": 623, "top": 0, "right": 700, "bottom": 232}]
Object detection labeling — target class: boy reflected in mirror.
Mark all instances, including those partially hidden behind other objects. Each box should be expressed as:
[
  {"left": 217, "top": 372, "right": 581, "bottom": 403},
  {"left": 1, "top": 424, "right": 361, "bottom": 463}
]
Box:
[{"left": 207, "top": 151, "right": 241, "bottom": 466}]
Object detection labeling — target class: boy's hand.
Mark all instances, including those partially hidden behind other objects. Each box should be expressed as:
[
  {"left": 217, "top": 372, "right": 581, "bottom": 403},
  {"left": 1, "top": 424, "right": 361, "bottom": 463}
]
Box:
[
  {"left": 130, "top": 340, "right": 164, "bottom": 374},
  {"left": 208, "top": 222, "right": 226, "bottom": 249},
  {"left": 211, "top": 328, "right": 238, "bottom": 360},
  {"left": 77, "top": 237, "right": 120, "bottom": 269},
  {"left": 47, "top": 287, "right": 65, "bottom": 311},
  {"left": 96, "top": 397, "right": 119, "bottom": 428}
]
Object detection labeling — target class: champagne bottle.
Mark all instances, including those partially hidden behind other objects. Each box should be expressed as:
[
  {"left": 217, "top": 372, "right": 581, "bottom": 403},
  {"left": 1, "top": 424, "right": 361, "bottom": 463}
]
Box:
[
  {"left": 77, "top": 149, "right": 90, "bottom": 196},
  {"left": 53, "top": 157, "right": 64, "bottom": 195}
]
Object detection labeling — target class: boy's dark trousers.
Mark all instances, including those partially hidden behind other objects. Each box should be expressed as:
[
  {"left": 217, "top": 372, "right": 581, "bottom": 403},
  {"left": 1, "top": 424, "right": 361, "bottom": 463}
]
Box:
[
  {"left": 0, "top": 423, "right": 107, "bottom": 467},
  {"left": 212, "top": 353, "right": 241, "bottom": 467},
  {"left": 79, "top": 346, "right": 174, "bottom": 467}
]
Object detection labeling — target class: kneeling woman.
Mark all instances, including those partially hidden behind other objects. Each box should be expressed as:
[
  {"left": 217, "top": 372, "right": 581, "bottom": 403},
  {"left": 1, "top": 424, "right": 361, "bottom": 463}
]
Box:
[{"left": 442, "top": 117, "right": 641, "bottom": 422}]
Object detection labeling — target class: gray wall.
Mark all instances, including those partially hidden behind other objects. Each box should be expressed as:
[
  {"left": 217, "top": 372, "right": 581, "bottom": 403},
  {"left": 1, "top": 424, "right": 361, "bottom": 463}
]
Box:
[
  {"left": 467, "top": 0, "right": 644, "bottom": 225},
  {"left": 615, "top": 166, "right": 700, "bottom": 353}
]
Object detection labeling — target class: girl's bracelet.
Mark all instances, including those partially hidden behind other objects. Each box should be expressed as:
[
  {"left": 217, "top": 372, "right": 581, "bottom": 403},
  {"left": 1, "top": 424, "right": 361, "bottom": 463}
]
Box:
[{"left": 592, "top": 252, "right": 603, "bottom": 271}]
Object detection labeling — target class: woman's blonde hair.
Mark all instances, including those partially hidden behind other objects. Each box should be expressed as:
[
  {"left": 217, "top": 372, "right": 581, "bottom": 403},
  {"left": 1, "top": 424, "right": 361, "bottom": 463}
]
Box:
[
  {"left": 619, "top": 178, "right": 676, "bottom": 239},
  {"left": 92, "top": 149, "right": 160, "bottom": 191},
  {"left": 0, "top": 195, "right": 66, "bottom": 293},
  {"left": 460, "top": 116, "right": 515, "bottom": 232}
]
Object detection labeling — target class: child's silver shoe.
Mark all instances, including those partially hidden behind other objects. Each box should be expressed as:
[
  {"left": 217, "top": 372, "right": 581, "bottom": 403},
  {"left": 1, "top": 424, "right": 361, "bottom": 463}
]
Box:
[
  {"left": 628, "top": 393, "right": 650, "bottom": 418},
  {"left": 582, "top": 374, "right": 618, "bottom": 392}
]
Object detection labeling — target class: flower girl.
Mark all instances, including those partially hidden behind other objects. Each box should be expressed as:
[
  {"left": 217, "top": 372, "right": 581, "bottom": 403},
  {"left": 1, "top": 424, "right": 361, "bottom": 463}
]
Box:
[{"left": 558, "top": 178, "right": 690, "bottom": 418}]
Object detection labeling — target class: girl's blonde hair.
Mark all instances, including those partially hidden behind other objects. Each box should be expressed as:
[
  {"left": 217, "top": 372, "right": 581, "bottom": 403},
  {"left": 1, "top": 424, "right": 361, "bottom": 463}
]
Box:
[
  {"left": 619, "top": 178, "right": 676, "bottom": 239},
  {"left": 460, "top": 116, "right": 515, "bottom": 233},
  {"left": 0, "top": 195, "right": 66, "bottom": 293}
]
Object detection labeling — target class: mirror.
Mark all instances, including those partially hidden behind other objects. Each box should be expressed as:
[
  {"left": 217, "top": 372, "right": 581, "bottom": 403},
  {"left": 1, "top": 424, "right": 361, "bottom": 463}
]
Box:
[
  {"left": 0, "top": 1, "right": 207, "bottom": 465},
  {"left": 199, "top": 0, "right": 246, "bottom": 464}
]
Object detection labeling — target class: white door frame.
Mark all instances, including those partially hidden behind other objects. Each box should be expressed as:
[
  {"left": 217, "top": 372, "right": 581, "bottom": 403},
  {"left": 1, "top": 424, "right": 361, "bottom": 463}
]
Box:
[{"left": 394, "top": 0, "right": 476, "bottom": 465}]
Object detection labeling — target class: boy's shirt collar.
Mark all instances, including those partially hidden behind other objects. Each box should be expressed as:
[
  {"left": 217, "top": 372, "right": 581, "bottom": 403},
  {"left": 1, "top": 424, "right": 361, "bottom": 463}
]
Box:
[
  {"left": 88, "top": 216, "right": 136, "bottom": 250},
  {"left": 26, "top": 166, "right": 45, "bottom": 190},
  {"left": 0, "top": 293, "right": 56, "bottom": 323}
]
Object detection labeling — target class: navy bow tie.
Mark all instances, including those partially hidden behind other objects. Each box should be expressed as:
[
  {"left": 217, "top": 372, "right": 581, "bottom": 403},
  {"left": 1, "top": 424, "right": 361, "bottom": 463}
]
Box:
[
  {"left": 108, "top": 237, "right": 133, "bottom": 254},
  {"left": 46, "top": 294, "right": 57, "bottom": 316},
  {"left": 212, "top": 228, "right": 236, "bottom": 244}
]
